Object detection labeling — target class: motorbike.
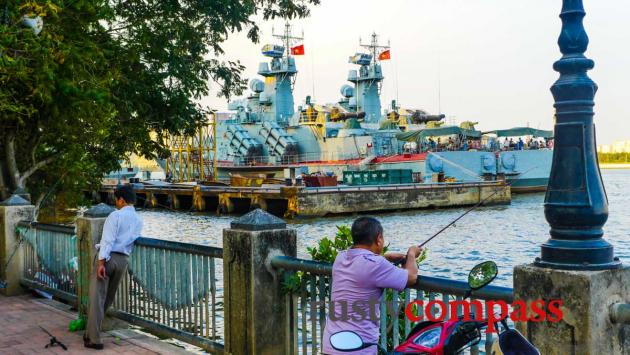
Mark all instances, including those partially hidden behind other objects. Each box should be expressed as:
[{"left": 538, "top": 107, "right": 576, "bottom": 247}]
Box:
[{"left": 329, "top": 261, "right": 540, "bottom": 355}]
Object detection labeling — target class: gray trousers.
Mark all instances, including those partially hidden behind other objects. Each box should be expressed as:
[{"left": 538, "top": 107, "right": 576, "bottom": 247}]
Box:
[{"left": 85, "top": 253, "right": 128, "bottom": 344}]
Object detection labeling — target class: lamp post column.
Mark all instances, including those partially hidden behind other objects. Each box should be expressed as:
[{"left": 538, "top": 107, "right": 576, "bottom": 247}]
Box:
[
  {"left": 535, "top": 0, "right": 620, "bottom": 270},
  {"left": 513, "top": 3, "right": 630, "bottom": 354}
]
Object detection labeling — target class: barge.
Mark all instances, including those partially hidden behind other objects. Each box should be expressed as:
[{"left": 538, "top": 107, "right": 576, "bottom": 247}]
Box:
[{"left": 94, "top": 180, "right": 511, "bottom": 218}]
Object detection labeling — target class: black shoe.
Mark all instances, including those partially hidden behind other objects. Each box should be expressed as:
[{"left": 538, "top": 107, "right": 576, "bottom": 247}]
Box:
[{"left": 84, "top": 342, "right": 104, "bottom": 350}]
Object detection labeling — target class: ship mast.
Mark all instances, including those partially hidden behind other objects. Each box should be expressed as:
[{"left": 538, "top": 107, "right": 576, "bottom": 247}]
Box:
[
  {"left": 359, "top": 32, "right": 390, "bottom": 63},
  {"left": 272, "top": 22, "right": 304, "bottom": 58}
]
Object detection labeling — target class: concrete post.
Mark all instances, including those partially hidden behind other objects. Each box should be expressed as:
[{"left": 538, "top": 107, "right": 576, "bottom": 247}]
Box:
[
  {"left": 514, "top": 266, "right": 630, "bottom": 354},
  {"left": 281, "top": 186, "right": 300, "bottom": 219},
  {"left": 250, "top": 195, "right": 268, "bottom": 211},
  {"left": 193, "top": 186, "right": 206, "bottom": 211},
  {"left": 218, "top": 193, "right": 234, "bottom": 214},
  {"left": 76, "top": 203, "right": 115, "bottom": 318},
  {"left": 223, "top": 209, "right": 297, "bottom": 355},
  {"left": 144, "top": 191, "right": 159, "bottom": 208},
  {"left": 289, "top": 167, "right": 296, "bottom": 185},
  {"left": 169, "top": 193, "right": 180, "bottom": 210},
  {"left": 0, "top": 195, "right": 34, "bottom": 296}
]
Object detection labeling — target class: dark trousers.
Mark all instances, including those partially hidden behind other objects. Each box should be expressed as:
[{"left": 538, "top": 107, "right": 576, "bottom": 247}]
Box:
[{"left": 85, "top": 253, "right": 128, "bottom": 344}]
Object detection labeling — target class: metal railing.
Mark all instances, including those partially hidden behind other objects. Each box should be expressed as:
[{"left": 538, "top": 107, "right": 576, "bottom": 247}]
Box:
[
  {"left": 15, "top": 222, "right": 513, "bottom": 355},
  {"left": 271, "top": 256, "right": 514, "bottom": 355},
  {"left": 17, "top": 221, "right": 78, "bottom": 304},
  {"left": 110, "top": 237, "right": 224, "bottom": 353},
  {"left": 17, "top": 221, "right": 224, "bottom": 353},
  {"left": 229, "top": 151, "right": 369, "bottom": 166}
]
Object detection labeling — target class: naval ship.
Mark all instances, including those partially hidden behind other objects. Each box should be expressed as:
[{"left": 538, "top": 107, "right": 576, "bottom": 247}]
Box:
[
  {"left": 214, "top": 28, "right": 445, "bottom": 176},
  {"left": 166, "top": 24, "right": 553, "bottom": 192}
]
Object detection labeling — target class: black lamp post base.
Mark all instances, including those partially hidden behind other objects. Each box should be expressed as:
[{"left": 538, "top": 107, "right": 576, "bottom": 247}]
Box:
[{"left": 535, "top": 238, "right": 622, "bottom": 271}]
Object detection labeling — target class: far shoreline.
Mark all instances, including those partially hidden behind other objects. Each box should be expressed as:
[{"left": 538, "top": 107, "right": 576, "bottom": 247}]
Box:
[{"left": 599, "top": 163, "right": 630, "bottom": 169}]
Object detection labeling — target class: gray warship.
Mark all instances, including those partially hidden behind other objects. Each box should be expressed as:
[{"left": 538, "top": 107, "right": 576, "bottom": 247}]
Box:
[{"left": 163, "top": 24, "right": 552, "bottom": 191}]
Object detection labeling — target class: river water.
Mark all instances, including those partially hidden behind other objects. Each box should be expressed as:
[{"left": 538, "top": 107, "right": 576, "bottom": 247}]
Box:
[{"left": 138, "top": 169, "right": 630, "bottom": 287}]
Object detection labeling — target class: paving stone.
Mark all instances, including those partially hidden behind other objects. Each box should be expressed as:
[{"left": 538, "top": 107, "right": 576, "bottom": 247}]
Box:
[{"left": 0, "top": 294, "right": 193, "bottom": 354}]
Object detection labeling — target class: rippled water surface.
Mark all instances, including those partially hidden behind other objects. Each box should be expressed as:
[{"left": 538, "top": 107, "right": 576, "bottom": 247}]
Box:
[{"left": 139, "top": 169, "right": 630, "bottom": 287}]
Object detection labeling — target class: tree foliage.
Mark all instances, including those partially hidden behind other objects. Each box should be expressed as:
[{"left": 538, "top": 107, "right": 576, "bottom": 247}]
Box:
[
  {"left": 598, "top": 152, "right": 630, "bottom": 164},
  {"left": 0, "top": 0, "right": 319, "bottom": 212}
]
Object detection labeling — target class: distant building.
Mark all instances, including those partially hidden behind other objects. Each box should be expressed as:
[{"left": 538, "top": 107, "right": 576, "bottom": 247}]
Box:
[
  {"left": 598, "top": 145, "right": 612, "bottom": 153},
  {"left": 598, "top": 141, "right": 630, "bottom": 153}
]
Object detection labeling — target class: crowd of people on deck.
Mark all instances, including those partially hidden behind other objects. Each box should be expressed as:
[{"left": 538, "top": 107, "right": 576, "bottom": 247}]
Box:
[
  {"left": 423, "top": 137, "right": 483, "bottom": 152},
  {"left": 406, "top": 136, "right": 554, "bottom": 153},
  {"left": 495, "top": 137, "right": 553, "bottom": 151}
]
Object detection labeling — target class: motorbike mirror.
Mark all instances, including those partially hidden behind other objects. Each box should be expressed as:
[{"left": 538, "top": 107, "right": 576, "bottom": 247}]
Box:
[
  {"left": 468, "top": 261, "right": 498, "bottom": 290},
  {"left": 330, "top": 331, "right": 365, "bottom": 351}
]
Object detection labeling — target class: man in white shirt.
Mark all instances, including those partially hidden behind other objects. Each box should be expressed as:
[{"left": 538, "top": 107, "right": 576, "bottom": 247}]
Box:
[{"left": 84, "top": 185, "right": 143, "bottom": 350}]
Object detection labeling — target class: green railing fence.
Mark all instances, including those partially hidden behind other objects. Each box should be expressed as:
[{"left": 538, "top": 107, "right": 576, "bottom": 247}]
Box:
[
  {"left": 17, "top": 221, "right": 78, "bottom": 303},
  {"left": 16, "top": 221, "right": 513, "bottom": 354},
  {"left": 271, "top": 255, "right": 514, "bottom": 355},
  {"left": 17, "top": 221, "right": 224, "bottom": 353},
  {"left": 113, "top": 238, "right": 223, "bottom": 353},
  {"left": 110, "top": 237, "right": 224, "bottom": 353}
]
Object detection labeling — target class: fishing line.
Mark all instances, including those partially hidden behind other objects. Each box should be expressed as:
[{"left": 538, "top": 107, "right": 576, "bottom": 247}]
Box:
[{"left": 418, "top": 165, "right": 539, "bottom": 248}]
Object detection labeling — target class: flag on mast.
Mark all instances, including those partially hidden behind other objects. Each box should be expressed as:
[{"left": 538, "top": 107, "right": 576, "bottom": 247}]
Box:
[
  {"left": 378, "top": 50, "right": 391, "bottom": 61},
  {"left": 291, "top": 44, "right": 305, "bottom": 55}
]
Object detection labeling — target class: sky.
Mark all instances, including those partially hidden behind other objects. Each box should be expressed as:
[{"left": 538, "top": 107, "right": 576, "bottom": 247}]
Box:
[{"left": 201, "top": 0, "right": 630, "bottom": 145}]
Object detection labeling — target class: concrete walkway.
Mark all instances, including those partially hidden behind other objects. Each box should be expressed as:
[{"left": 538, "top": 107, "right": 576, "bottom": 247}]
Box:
[{"left": 0, "top": 294, "right": 193, "bottom": 354}]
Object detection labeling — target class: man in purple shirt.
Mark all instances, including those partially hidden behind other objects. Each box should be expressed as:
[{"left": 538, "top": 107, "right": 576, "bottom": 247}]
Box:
[{"left": 323, "top": 217, "right": 422, "bottom": 354}]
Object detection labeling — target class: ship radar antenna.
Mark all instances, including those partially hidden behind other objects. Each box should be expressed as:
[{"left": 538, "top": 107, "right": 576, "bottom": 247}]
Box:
[
  {"left": 272, "top": 22, "right": 304, "bottom": 58},
  {"left": 360, "top": 31, "right": 390, "bottom": 63}
]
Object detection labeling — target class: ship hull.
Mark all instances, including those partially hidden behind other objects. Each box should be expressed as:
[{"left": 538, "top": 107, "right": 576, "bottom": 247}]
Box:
[
  {"left": 508, "top": 177, "right": 549, "bottom": 193},
  {"left": 217, "top": 149, "right": 551, "bottom": 194}
]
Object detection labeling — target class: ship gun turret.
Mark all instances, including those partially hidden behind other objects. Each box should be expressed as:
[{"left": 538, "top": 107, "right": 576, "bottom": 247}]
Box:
[
  {"left": 387, "top": 109, "right": 445, "bottom": 131},
  {"left": 459, "top": 121, "right": 479, "bottom": 131},
  {"left": 330, "top": 107, "right": 366, "bottom": 122},
  {"left": 410, "top": 111, "right": 445, "bottom": 124}
]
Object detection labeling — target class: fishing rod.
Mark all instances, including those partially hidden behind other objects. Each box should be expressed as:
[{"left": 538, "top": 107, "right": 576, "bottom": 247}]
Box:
[
  {"left": 39, "top": 326, "right": 68, "bottom": 350},
  {"left": 418, "top": 165, "right": 539, "bottom": 248}
]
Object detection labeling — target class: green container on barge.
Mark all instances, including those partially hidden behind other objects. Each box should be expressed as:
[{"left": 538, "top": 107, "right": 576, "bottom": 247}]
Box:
[{"left": 342, "top": 169, "right": 413, "bottom": 186}]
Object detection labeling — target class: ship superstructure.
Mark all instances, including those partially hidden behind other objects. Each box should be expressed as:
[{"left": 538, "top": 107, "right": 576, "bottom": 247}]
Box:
[
  {"left": 215, "top": 25, "right": 447, "bottom": 173},
  {"left": 160, "top": 24, "right": 552, "bottom": 192},
  {"left": 219, "top": 25, "right": 376, "bottom": 168},
  {"left": 341, "top": 33, "right": 388, "bottom": 123}
]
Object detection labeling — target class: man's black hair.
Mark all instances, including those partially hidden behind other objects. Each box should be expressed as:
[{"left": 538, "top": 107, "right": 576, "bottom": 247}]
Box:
[
  {"left": 351, "top": 217, "right": 383, "bottom": 246},
  {"left": 114, "top": 184, "right": 136, "bottom": 204}
]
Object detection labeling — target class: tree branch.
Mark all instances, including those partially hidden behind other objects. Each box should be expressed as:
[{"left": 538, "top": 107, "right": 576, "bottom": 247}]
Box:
[
  {"left": 32, "top": 192, "right": 46, "bottom": 222},
  {"left": 28, "top": 133, "right": 43, "bottom": 166},
  {"left": 18, "top": 155, "right": 58, "bottom": 188},
  {"left": 4, "top": 133, "right": 20, "bottom": 189},
  {"left": 0, "top": 160, "right": 8, "bottom": 200}
]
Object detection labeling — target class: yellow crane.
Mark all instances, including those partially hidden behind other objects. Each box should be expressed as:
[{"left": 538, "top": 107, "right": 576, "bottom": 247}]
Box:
[{"left": 164, "top": 112, "right": 218, "bottom": 182}]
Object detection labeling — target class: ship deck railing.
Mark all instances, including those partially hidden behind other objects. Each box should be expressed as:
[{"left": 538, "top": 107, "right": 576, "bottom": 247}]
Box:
[{"left": 229, "top": 150, "right": 405, "bottom": 166}]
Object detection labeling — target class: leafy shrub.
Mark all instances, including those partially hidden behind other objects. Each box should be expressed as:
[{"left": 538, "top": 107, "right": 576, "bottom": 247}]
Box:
[{"left": 307, "top": 225, "right": 354, "bottom": 263}]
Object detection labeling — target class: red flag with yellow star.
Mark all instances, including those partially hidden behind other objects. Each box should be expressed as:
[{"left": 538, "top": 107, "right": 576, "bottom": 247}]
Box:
[{"left": 291, "top": 44, "right": 305, "bottom": 55}]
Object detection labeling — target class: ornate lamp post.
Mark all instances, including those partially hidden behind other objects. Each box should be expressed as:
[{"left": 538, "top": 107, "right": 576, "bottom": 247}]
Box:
[{"left": 535, "top": 0, "right": 621, "bottom": 270}]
